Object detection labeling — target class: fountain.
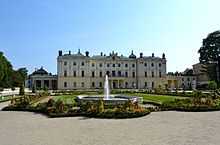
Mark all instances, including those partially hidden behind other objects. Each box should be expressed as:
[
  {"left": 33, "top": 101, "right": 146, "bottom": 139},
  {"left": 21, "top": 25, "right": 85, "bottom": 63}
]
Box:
[
  {"left": 104, "top": 75, "right": 110, "bottom": 100},
  {"left": 76, "top": 75, "right": 142, "bottom": 106}
]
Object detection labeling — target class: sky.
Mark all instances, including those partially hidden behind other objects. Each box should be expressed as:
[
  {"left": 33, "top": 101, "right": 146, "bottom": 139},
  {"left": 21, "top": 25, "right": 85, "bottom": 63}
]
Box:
[{"left": 0, "top": 0, "right": 220, "bottom": 74}]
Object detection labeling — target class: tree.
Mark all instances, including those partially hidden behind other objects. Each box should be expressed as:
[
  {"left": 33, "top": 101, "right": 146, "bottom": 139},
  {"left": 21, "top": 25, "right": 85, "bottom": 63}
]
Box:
[
  {"left": 198, "top": 30, "right": 220, "bottom": 82},
  {"left": 198, "top": 30, "right": 220, "bottom": 63}
]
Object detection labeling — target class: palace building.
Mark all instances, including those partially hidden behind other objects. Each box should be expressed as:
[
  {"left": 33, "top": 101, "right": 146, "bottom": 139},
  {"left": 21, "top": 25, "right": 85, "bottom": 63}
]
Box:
[{"left": 57, "top": 50, "right": 167, "bottom": 90}]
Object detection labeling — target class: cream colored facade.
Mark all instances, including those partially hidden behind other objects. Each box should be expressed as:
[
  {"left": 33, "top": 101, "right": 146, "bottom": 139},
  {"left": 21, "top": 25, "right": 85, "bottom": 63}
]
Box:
[{"left": 57, "top": 50, "right": 167, "bottom": 90}]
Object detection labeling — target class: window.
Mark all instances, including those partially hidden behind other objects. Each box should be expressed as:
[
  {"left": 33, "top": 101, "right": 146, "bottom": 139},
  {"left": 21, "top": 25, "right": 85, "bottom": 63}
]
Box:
[
  {"left": 159, "top": 72, "right": 162, "bottom": 78},
  {"left": 132, "top": 72, "right": 135, "bottom": 78},
  {"left": 151, "top": 63, "right": 154, "bottom": 67},
  {"left": 64, "top": 82, "right": 67, "bottom": 88},
  {"left": 107, "top": 64, "right": 110, "bottom": 67},
  {"left": 92, "top": 63, "right": 95, "bottom": 67},
  {"left": 182, "top": 78, "right": 184, "bottom": 81},
  {"left": 112, "top": 64, "right": 115, "bottom": 67},
  {"left": 106, "top": 71, "right": 110, "bottom": 76},
  {"left": 125, "top": 64, "right": 128, "bottom": 67},
  {"left": 100, "top": 71, "right": 102, "bottom": 77},
  {"left": 73, "top": 82, "right": 77, "bottom": 87},
  {"left": 118, "top": 71, "right": 121, "bottom": 77},
  {"left": 92, "top": 71, "right": 95, "bottom": 77},
  {"left": 145, "top": 72, "right": 147, "bottom": 77},
  {"left": 81, "top": 71, "right": 84, "bottom": 77},
  {"left": 152, "top": 82, "right": 154, "bottom": 89},
  {"left": 81, "top": 82, "right": 84, "bottom": 87},
  {"left": 73, "top": 71, "right": 76, "bottom": 77},
  {"left": 99, "top": 82, "right": 102, "bottom": 87},
  {"left": 145, "top": 82, "right": 147, "bottom": 87},
  {"left": 92, "top": 82, "right": 95, "bottom": 87},
  {"left": 64, "top": 70, "right": 67, "bottom": 77},
  {"left": 159, "top": 63, "right": 161, "bottom": 67},
  {"left": 152, "top": 71, "right": 154, "bottom": 77},
  {"left": 112, "top": 71, "right": 116, "bottom": 77},
  {"left": 125, "top": 82, "right": 128, "bottom": 88},
  {"left": 118, "top": 64, "right": 121, "bottom": 67},
  {"left": 125, "top": 72, "right": 128, "bottom": 77},
  {"left": 73, "top": 62, "right": 76, "bottom": 66},
  {"left": 81, "top": 62, "right": 84, "bottom": 66},
  {"left": 132, "top": 64, "right": 135, "bottom": 67},
  {"left": 144, "top": 63, "right": 147, "bottom": 67},
  {"left": 64, "top": 61, "right": 67, "bottom": 66},
  {"left": 187, "top": 78, "right": 190, "bottom": 81},
  {"left": 99, "top": 63, "right": 102, "bottom": 67}
]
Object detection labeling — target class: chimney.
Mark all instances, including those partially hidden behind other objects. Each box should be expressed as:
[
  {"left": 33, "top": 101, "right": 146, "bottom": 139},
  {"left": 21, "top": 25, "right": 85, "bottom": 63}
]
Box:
[
  {"left": 152, "top": 53, "right": 154, "bottom": 57},
  {"left": 101, "top": 52, "right": 103, "bottom": 56},
  {"left": 69, "top": 51, "right": 71, "bottom": 55},
  {"left": 85, "top": 51, "right": 89, "bottom": 57},
  {"left": 140, "top": 52, "right": 143, "bottom": 58},
  {"left": 58, "top": 50, "right": 62, "bottom": 56},
  {"left": 162, "top": 53, "right": 165, "bottom": 59}
]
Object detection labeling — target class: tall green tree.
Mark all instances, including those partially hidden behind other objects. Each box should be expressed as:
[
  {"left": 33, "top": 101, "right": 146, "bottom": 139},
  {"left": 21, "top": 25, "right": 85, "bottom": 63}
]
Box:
[
  {"left": 0, "top": 51, "right": 28, "bottom": 88},
  {"left": 0, "top": 51, "right": 13, "bottom": 88},
  {"left": 198, "top": 30, "right": 220, "bottom": 82},
  {"left": 198, "top": 30, "right": 220, "bottom": 63}
]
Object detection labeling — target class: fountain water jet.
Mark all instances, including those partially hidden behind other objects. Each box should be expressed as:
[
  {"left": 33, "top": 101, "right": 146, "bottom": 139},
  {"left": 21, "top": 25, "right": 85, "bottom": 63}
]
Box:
[{"left": 104, "top": 75, "right": 110, "bottom": 100}]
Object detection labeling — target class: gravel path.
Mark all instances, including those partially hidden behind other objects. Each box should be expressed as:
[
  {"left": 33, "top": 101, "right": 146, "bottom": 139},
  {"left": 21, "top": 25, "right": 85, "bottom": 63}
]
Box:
[{"left": 0, "top": 102, "right": 220, "bottom": 145}]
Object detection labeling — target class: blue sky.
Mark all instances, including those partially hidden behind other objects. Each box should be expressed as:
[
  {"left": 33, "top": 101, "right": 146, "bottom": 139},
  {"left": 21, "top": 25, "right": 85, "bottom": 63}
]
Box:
[{"left": 0, "top": 0, "right": 220, "bottom": 74}]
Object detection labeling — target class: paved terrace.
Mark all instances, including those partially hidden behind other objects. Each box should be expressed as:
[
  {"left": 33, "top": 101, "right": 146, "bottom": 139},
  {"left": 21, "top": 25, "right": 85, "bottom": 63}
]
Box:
[{"left": 0, "top": 102, "right": 220, "bottom": 145}]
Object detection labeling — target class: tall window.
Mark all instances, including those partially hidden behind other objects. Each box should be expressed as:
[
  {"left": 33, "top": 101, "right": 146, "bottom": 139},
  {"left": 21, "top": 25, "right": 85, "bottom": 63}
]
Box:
[
  {"left": 125, "top": 64, "right": 128, "bottom": 67},
  {"left": 145, "top": 82, "right": 147, "bottom": 87},
  {"left": 64, "top": 70, "right": 67, "bottom": 77},
  {"left": 159, "top": 63, "right": 161, "bottom": 67},
  {"left": 159, "top": 71, "right": 161, "bottom": 78},
  {"left": 92, "top": 82, "right": 95, "bottom": 88},
  {"left": 81, "top": 62, "right": 84, "bottom": 66},
  {"left": 73, "top": 82, "right": 77, "bottom": 87},
  {"left": 92, "top": 63, "right": 95, "bottom": 67},
  {"left": 100, "top": 71, "right": 102, "bottom": 77},
  {"left": 152, "top": 71, "right": 154, "bottom": 77},
  {"left": 99, "top": 82, "right": 102, "bottom": 87},
  {"left": 118, "top": 64, "right": 121, "bottom": 67},
  {"left": 73, "top": 71, "right": 76, "bottom": 77},
  {"left": 125, "top": 82, "right": 128, "bottom": 88},
  {"left": 73, "top": 62, "right": 76, "bottom": 66},
  {"left": 144, "top": 63, "right": 147, "bottom": 67},
  {"left": 64, "top": 82, "right": 67, "bottom": 88},
  {"left": 145, "top": 72, "right": 147, "bottom": 77},
  {"left": 92, "top": 71, "right": 95, "bottom": 77},
  {"left": 152, "top": 82, "right": 154, "bottom": 89},
  {"left": 64, "top": 61, "right": 67, "bottom": 66},
  {"left": 151, "top": 63, "right": 154, "bottom": 67},
  {"left": 132, "top": 72, "right": 135, "bottom": 78},
  {"left": 118, "top": 71, "right": 121, "bottom": 77},
  {"left": 132, "top": 64, "right": 135, "bottom": 67},
  {"left": 112, "top": 71, "right": 116, "bottom": 77},
  {"left": 81, "top": 71, "right": 84, "bottom": 77},
  {"left": 107, "top": 64, "right": 110, "bottom": 67},
  {"left": 112, "top": 64, "right": 115, "bottom": 67},
  {"left": 125, "top": 72, "right": 128, "bottom": 77},
  {"left": 99, "top": 63, "right": 102, "bottom": 67},
  {"left": 81, "top": 82, "right": 84, "bottom": 87}
]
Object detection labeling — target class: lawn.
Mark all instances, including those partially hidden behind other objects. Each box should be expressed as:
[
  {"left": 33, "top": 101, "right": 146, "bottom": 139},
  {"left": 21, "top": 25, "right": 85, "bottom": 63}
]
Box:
[
  {"left": 125, "top": 93, "right": 186, "bottom": 104},
  {"left": 52, "top": 95, "right": 77, "bottom": 105}
]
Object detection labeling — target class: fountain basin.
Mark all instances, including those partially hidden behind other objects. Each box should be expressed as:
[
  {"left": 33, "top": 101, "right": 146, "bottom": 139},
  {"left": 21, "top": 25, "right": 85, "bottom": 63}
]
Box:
[{"left": 76, "top": 95, "right": 143, "bottom": 106}]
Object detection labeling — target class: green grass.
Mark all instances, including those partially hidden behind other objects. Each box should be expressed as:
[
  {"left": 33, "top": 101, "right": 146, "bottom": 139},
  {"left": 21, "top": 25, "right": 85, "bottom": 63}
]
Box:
[
  {"left": 52, "top": 95, "right": 77, "bottom": 105},
  {"left": 125, "top": 93, "right": 186, "bottom": 104}
]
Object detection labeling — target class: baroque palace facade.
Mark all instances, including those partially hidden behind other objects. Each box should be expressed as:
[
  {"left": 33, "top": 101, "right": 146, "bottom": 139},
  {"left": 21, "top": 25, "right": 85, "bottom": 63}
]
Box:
[
  {"left": 28, "top": 50, "right": 197, "bottom": 90},
  {"left": 57, "top": 50, "right": 167, "bottom": 90}
]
